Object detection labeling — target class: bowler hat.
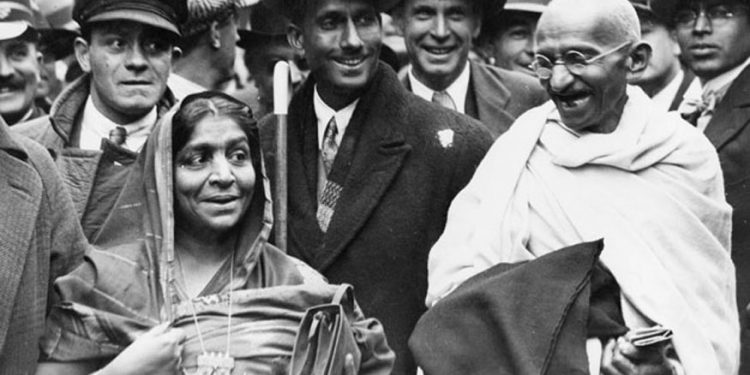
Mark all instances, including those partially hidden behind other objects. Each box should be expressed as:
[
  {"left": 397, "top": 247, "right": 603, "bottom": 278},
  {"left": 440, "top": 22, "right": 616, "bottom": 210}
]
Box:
[
  {"left": 263, "top": 0, "right": 402, "bottom": 20},
  {"left": 503, "top": 0, "right": 548, "bottom": 14},
  {"left": 0, "top": 0, "right": 35, "bottom": 41},
  {"left": 237, "top": 1, "right": 288, "bottom": 50},
  {"left": 73, "top": 0, "right": 188, "bottom": 37}
]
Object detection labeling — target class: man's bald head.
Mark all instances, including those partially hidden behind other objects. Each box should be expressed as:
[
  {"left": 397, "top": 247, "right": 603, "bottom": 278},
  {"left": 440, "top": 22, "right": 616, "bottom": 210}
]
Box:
[{"left": 537, "top": 0, "right": 640, "bottom": 47}]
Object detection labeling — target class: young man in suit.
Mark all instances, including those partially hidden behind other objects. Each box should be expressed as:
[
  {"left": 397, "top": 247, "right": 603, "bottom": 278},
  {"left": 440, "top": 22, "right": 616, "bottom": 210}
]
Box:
[
  {"left": 259, "top": 0, "right": 493, "bottom": 373},
  {"left": 392, "top": 0, "right": 548, "bottom": 138},
  {"left": 654, "top": 0, "right": 750, "bottom": 370}
]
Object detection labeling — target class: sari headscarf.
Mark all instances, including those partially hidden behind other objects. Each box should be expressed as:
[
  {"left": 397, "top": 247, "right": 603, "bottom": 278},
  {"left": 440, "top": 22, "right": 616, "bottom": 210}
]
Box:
[{"left": 41, "top": 92, "right": 394, "bottom": 374}]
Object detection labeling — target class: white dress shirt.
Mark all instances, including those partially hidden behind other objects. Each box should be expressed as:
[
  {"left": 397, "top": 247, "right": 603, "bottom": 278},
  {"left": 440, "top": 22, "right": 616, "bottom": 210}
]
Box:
[{"left": 78, "top": 96, "right": 156, "bottom": 152}]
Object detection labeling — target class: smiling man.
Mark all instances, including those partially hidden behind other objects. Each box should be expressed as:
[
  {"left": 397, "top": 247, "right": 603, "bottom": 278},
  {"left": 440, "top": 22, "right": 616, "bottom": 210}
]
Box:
[
  {"left": 258, "top": 0, "right": 493, "bottom": 373},
  {"left": 392, "top": 0, "right": 546, "bottom": 138},
  {"left": 652, "top": 0, "right": 750, "bottom": 371},
  {"left": 0, "top": 0, "right": 45, "bottom": 126},
  {"left": 13, "top": 0, "right": 186, "bottom": 241},
  {"left": 424, "top": 0, "right": 738, "bottom": 373}
]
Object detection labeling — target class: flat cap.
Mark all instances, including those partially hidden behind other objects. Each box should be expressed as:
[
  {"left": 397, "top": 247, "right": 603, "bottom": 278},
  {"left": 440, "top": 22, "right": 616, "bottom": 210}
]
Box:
[
  {"left": 73, "top": 0, "right": 188, "bottom": 37},
  {"left": 181, "top": 0, "right": 236, "bottom": 37},
  {"left": 0, "top": 0, "right": 35, "bottom": 40}
]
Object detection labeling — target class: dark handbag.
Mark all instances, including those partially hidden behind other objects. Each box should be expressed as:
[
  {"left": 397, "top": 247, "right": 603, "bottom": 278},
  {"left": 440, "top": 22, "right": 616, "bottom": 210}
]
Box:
[{"left": 289, "top": 284, "right": 362, "bottom": 375}]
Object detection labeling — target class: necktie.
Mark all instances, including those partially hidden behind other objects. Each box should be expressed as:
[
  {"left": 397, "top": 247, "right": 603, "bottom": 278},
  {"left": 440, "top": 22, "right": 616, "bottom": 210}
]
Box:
[
  {"left": 321, "top": 116, "right": 339, "bottom": 175},
  {"left": 109, "top": 126, "right": 127, "bottom": 146},
  {"left": 695, "top": 91, "right": 717, "bottom": 131},
  {"left": 432, "top": 90, "right": 457, "bottom": 111}
]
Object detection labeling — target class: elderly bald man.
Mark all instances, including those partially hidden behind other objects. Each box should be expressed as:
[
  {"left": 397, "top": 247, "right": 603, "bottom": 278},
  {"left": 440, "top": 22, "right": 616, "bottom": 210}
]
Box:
[{"left": 415, "top": 0, "right": 739, "bottom": 374}]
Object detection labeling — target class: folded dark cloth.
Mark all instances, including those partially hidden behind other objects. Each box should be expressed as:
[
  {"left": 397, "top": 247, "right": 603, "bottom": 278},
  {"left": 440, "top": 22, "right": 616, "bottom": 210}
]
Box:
[{"left": 409, "top": 239, "right": 627, "bottom": 375}]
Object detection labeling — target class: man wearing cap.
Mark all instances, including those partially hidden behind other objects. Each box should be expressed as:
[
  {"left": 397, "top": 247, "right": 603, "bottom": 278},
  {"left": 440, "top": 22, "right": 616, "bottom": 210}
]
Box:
[
  {"left": 13, "top": 0, "right": 185, "bottom": 242},
  {"left": 0, "top": 0, "right": 47, "bottom": 125},
  {"left": 258, "top": 0, "right": 493, "bottom": 373},
  {"left": 237, "top": 1, "right": 306, "bottom": 118},
  {"left": 169, "top": 0, "right": 239, "bottom": 99},
  {"left": 629, "top": 0, "right": 700, "bottom": 111},
  {"left": 475, "top": 0, "right": 548, "bottom": 76},
  {"left": 653, "top": 0, "right": 750, "bottom": 370},
  {"left": 392, "top": 0, "right": 547, "bottom": 138}
]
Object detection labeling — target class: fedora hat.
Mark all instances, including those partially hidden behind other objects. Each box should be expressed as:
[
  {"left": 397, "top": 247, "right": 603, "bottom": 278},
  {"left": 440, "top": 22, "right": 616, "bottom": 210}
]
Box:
[{"left": 237, "top": 1, "right": 288, "bottom": 49}]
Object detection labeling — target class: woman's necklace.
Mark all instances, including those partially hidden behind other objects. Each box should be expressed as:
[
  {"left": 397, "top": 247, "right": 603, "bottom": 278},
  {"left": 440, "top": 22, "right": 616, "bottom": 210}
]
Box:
[{"left": 179, "top": 250, "right": 236, "bottom": 375}]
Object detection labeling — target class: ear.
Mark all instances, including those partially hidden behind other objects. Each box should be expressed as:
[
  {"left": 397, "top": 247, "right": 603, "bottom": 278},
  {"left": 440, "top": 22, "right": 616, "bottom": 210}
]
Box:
[
  {"left": 74, "top": 36, "right": 92, "bottom": 73},
  {"left": 472, "top": 18, "right": 482, "bottom": 39},
  {"left": 626, "top": 41, "right": 651, "bottom": 80},
  {"left": 287, "top": 24, "right": 305, "bottom": 53},
  {"left": 210, "top": 21, "right": 221, "bottom": 49},
  {"left": 172, "top": 46, "right": 183, "bottom": 60},
  {"left": 668, "top": 29, "right": 682, "bottom": 56}
]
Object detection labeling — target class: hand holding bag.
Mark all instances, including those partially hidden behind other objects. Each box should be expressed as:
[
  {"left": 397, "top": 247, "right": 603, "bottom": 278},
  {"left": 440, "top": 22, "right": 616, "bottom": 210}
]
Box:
[{"left": 289, "top": 284, "right": 362, "bottom": 375}]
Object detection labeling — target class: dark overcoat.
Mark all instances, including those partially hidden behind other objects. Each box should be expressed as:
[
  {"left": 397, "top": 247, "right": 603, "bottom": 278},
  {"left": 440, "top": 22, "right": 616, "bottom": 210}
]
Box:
[
  {"left": 709, "top": 65, "right": 750, "bottom": 373},
  {"left": 402, "top": 61, "right": 548, "bottom": 138},
  {"left": 0, "top": 119, "right": 88, "bottom": 373},
  {"left": 260, "top": 63, "right": 493, "bottom": 375}
]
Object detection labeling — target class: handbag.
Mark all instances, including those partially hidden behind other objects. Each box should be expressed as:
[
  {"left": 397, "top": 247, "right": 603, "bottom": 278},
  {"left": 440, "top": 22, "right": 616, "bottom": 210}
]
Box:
[{"left": 289, "top": 284, "right": 362, "bottom": 375}]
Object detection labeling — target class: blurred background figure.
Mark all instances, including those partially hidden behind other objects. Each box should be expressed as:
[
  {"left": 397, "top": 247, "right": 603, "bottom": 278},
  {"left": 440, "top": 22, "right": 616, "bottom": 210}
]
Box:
[
  {"left": 0, "top": 0, "right": 45, "bottom": 125},
  {"left": 170, "top": 0, "right": 240, "bottom": 98},
  {"left": 236, "top": 1, "right": 306, "bottom": 118},
  {"left": 475, "top": 0, "right": 548, "bottom": 76},
  {"left": 34, "top": 0, "right": 80, "bottom": 111},
  {"left": 628, "top": 0, "right": 700, "bottom": 111}
]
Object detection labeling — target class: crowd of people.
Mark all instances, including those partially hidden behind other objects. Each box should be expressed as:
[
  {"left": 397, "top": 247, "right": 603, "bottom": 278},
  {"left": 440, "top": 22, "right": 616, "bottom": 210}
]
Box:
[{"left": 0, "top": 0, "right": 747, "bottom": 374}]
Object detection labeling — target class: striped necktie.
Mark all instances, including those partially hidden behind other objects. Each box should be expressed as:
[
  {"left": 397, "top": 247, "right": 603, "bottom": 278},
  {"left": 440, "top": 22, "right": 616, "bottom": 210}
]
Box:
[{"left": 321, "top": 116, "right": 339, "bottom": 175}]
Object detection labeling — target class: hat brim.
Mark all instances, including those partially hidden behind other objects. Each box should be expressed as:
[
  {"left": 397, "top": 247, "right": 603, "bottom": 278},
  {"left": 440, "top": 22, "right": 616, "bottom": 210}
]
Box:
[
  {"left": 0, "top": 21, "right": 31, "bottom": 41},
  {"left": 88, "top": 9, "right": 180, "bottom": 37},
  {"left": 237, "top": 29, "right": 287, "bottom": 49},
  {"left": 503, "top": 3, "right": 545, "bottom": 13}
]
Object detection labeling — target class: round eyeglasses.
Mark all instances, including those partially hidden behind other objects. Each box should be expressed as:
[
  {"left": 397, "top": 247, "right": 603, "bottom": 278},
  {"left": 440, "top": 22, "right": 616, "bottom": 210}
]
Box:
[
  {"left": 529, "top": 41, "right": 632, "bottom": 80},
  {"left": 674, "top": 4, "right": 748, "bottom": 29}
]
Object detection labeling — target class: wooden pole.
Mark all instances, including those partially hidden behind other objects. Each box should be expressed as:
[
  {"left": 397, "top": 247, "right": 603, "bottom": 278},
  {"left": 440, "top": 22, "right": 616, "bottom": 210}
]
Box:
[{"left": 272, "top": 61, "right": 291, "bottom": 251}]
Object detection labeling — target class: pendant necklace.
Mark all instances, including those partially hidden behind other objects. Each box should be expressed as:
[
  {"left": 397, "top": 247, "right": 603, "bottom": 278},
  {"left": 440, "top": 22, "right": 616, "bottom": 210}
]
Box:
[{"left": 181, "top": 250, "right": 236, "bottom": 375}]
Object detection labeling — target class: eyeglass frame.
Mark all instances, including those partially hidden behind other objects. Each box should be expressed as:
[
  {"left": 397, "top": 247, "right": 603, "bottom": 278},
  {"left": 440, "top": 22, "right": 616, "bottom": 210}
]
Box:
[
  {"left": 672, "top": 3, "right": 749, "bottom": 29},
  {"left": 529, "top": 41, "right": 633, "bottom": 80}
]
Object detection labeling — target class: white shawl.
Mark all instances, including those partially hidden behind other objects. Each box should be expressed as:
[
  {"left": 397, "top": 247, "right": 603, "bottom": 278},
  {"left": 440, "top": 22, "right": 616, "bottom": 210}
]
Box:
[{"left": 427, "top": 86, "right": 738, "bottom": 375}]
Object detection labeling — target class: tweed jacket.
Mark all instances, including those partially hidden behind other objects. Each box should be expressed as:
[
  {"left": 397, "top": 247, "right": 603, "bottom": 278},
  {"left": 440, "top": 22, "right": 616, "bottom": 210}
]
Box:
[
  {"left": 0, "top": 119, "right": 88, "bottom": 373},
  {"left": 11, "top": 74, "right": 176, "bottom": 240},
  {"left": 402, "top": 61, "right": 548, "bottom": 138},
  {"left": 259, "top": 63, "right": 493, "bottom": 375}
]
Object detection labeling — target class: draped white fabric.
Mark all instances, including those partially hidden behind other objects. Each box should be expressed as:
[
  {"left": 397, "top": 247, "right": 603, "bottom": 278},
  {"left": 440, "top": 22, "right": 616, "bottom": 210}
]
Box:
[{"left": 427, "top": 86, "right": 739, "bottom": 375}]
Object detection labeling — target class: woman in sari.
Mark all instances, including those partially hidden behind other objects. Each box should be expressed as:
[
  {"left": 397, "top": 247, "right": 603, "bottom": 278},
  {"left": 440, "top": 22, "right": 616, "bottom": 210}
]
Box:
[{"left": 35, "top": 92, "right": 394, "bottom": 375}]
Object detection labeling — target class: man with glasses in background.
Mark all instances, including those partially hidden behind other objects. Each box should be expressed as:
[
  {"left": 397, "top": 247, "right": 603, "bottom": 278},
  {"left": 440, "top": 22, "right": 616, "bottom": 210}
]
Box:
[
  {"left": 423, "top": 0, "right": 738, "bottom": 373},
  {"left": 653, "top": 0, "right": 750, "bottom": 371}
]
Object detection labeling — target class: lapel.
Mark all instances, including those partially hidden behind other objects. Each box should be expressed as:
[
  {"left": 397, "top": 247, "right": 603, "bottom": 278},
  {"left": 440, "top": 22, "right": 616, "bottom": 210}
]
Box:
[
  {"left": 469, "top": 62, "right": 516, "bottom": 135},
  {"left": 315, "top": 65, "right": 412, "bottom": 271},
  {"left": 705, "top": 65, "right": 750, "bottom": 150},
  {"left": 0, "top": 128, "right": 42, "bottom": 350}
]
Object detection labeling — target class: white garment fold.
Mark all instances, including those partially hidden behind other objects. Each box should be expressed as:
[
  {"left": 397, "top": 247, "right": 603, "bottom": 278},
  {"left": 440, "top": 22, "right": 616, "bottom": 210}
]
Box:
[{"left": 427, "top": 86, "right": 738, "bottom": 375}]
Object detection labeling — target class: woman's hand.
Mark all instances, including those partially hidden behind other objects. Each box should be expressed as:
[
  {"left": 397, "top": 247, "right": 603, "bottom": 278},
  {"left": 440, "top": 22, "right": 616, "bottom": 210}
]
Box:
[
  {"left": 601, "top": 337, "right": 675, "bottom": 375},
  {"left": 98, "top": 323, "right": 186, "bottom": 375}
]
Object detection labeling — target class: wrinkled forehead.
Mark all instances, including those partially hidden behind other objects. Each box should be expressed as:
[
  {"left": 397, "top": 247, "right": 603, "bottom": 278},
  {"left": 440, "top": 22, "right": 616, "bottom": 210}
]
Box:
[{"left": 535, "top": 8, "right": 625, "bottom": 53}]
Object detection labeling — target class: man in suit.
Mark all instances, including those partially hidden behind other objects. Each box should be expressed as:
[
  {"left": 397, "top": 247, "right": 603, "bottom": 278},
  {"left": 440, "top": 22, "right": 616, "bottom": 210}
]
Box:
[
  {"left": 391, "top": 0, "right": 547, "bottom": 138},
  {"left": 653, "top": 0, "right": 750, "bottom": 370},
  {"left": 259, "top": 0, "right": 493, "bottom": 373},
  {"left": 629, "top": 0, "right": 700, "bottom": 111},
  {"left": 13, "top": 0, "right": 186, "bottom": 242},
  {"left": 0, "top": 5, "right": 88, "bottom": 373}
]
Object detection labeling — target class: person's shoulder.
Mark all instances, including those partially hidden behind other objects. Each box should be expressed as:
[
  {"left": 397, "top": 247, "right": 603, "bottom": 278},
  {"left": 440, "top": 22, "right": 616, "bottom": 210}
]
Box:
[
  {"left": 262, "top": 244, "right": 329, "bottom": 286},
  {"left": 473, "top": 63, "right": 547, "bottom": 100},
  {"left": 11, "top": 114, "right": 53, "bottom": 140}
]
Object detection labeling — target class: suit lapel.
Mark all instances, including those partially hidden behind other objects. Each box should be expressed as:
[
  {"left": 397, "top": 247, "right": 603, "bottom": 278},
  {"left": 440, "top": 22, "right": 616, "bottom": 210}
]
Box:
[
  {"left": 470, "top": 63, "right": 516, "bottom": 135},
  {"left": 0, "top": 148, "right": 42, "bottom": 350},
  {"left": 315, "top": 65, "right": 412, "bottom": 271},
  {"left": 705, "top": 65, "right": 750, "bottom": 150}
]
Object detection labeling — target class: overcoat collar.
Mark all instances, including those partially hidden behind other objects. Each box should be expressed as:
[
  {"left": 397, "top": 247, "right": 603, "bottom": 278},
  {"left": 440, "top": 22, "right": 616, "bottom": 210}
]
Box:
[
  {"left": 705, "top": 64, "right": 750, "bottom": 150},
  {"left": 288, "top": 63, "right": 411, "bottom": 271}
]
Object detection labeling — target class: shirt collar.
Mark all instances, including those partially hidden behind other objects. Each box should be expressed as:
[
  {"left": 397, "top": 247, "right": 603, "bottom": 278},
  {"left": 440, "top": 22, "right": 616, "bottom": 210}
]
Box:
[
  {"left": 650, "top": 69, "right": 684, "bottom": 112},
  {"left": 79, "top": 95, "right": 157, "bottom": 152},
  {"left": 701, "top": 56, "right": 750, "bottom": 99},
  {"left": 313, "top": 85, "right": 359, "bottom": 150},
  {"left": 408, "top": 62, "right": 471, "bottom": 114}
]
